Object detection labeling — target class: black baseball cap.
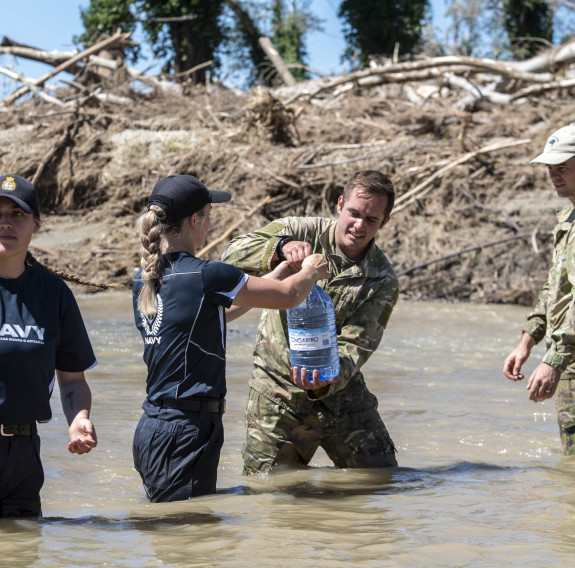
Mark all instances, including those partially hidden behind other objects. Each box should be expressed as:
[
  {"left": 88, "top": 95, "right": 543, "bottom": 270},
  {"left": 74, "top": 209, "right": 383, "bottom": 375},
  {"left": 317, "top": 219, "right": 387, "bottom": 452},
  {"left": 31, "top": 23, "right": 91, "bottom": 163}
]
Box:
[
  {"left": 0, "top": 174, "right": 40, "bottom": 216},
  {"left": 148, "top": 175, "right": 232, "bottom": 221}
]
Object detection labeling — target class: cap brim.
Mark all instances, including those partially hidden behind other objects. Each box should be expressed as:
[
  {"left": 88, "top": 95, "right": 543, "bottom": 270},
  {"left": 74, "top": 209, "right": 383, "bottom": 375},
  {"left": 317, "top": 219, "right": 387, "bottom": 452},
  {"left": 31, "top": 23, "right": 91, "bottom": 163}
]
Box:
[
  {"left": 209, "top": 189, "right": 232, "bottom": 203},
  {"left": 530, "top": 151, "right": 575, "bottom": 165},
  {"left": 1, "top": 194, "right": 34, "bottom": 214}
]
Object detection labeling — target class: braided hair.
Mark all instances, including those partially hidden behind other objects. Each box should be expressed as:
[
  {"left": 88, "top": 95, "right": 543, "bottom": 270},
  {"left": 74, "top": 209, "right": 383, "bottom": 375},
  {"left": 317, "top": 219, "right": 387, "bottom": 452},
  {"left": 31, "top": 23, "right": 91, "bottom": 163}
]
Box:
[
  {"left": 25, "top": 252, "right": 123, "bottom": 290},
  {"left": 137, "top": 205, "right": 182, "bottom": 317}
]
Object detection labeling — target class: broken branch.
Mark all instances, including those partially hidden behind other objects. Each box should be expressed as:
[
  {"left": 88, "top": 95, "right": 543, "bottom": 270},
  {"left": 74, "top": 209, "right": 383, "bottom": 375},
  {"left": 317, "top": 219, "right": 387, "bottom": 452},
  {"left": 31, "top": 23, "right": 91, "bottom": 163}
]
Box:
[
  {"left": 2, "top": 31, "right": 131, "bottom": 106},
  {"left": 399, "top": 232, "right": 535, "bottom": 276},
  {"left": 393, "top": 138, "right": 532, "bottom": 215}
]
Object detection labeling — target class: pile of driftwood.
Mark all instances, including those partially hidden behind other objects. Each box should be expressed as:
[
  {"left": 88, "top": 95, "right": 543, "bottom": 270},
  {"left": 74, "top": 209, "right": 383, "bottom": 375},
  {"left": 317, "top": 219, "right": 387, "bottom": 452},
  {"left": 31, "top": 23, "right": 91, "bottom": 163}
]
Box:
[
  {"left": 2, "top": 30, "right": 575, "bottom": 111},
  {"left": 277, "top": 39, "right": 575, "bottom": 109},
  {"left": 1, "top": 31, "right": 574, "bottom": 304}
]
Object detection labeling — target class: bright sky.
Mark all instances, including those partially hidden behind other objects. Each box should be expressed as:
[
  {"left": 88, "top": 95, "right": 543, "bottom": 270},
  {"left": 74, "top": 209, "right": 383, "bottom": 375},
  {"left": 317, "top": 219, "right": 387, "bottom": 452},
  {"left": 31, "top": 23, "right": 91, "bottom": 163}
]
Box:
[{"left": 0, "top": 0, "right": 449, "bottom": 89}]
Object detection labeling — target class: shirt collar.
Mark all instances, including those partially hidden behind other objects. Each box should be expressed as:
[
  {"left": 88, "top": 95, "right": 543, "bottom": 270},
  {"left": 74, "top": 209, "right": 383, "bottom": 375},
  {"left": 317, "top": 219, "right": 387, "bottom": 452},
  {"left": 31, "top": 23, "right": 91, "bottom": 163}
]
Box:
[{"left": 320, "top": 219, "right": 377, "bottom": 273}]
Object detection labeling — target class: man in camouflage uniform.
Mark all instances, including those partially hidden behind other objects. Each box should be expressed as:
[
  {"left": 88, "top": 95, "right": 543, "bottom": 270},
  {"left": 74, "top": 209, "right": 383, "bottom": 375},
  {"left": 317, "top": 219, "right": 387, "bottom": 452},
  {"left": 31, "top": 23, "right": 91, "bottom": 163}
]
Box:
[
  {"left": 222, "top": 170, "right": 399, "bottom": 473},
  {"left": 503, "top": 123, "right": 575, "bottom": 454}
]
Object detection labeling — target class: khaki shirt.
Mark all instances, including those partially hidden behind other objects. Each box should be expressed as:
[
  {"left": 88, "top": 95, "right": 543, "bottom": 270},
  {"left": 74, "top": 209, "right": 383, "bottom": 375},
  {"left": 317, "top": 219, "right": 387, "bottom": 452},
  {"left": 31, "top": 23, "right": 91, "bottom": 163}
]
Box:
[
  {"left": 525, "top": 205, "right": 575, "bottom": 376},
  {"left": 221, "top": 216, "right": 399, "bottom": 399}
]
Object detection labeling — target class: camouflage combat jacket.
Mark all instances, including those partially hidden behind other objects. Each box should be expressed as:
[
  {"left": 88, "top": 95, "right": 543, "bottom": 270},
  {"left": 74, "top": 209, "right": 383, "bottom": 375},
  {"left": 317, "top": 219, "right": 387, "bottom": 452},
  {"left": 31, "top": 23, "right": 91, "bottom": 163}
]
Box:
[
  {"left": 524, "top": 205, "right": 575, "bottom": 378},
  {"left": 221, "top": 216, "right": 399, "bottom": 401}
]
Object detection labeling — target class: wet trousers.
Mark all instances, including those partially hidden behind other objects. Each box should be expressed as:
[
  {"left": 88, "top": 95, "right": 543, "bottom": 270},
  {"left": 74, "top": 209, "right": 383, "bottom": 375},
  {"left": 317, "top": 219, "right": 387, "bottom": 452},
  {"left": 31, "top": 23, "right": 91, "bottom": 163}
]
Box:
[
  {"left": 556, "top": 379, "right": 575, "bottom": 455},
  {"left": 133, "top": 399, "right": 224, "bottom": 502},
  {"left": 0, "top": 430, "right": 43, "bottom": 517},
  {"left": 242, "top": 382, "right": 397, "bottom": 475}
]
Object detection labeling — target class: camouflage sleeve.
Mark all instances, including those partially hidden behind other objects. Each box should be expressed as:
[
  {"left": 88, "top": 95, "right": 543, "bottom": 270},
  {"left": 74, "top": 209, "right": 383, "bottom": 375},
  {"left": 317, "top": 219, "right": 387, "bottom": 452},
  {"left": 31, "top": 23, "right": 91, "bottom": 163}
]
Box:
[
  {"left": 523, "top": 278, "right": 549, "bottom": 344},
  {"left": 310, "top": 276, "right": 400, "bottom": 399},
  {"left": 543, "top": 303, "right": 575, "bottom": 371},
  {"left": 221, "top": 220, "right": 289, "bottom": 274},
  {"left": 221, "top": 217, "right": 314, "bottom": 273},
  {"left": 542, "top": 234, "right": 575, "bottom": 371}
]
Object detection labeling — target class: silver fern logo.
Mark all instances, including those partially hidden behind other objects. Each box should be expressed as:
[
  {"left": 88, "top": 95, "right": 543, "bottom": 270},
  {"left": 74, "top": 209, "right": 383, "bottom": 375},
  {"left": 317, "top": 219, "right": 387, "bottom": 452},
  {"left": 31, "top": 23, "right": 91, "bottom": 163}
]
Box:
[{"left": 142, "top": 295, "right": 163, "bottom": 341}]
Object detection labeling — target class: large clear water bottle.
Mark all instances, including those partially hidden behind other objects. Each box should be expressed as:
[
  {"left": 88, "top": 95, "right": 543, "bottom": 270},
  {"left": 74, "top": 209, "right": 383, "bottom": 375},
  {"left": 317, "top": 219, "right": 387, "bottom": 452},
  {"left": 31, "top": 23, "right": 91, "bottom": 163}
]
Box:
[{"left": 287, "top": 284, "right": 340, "bottom": 381}]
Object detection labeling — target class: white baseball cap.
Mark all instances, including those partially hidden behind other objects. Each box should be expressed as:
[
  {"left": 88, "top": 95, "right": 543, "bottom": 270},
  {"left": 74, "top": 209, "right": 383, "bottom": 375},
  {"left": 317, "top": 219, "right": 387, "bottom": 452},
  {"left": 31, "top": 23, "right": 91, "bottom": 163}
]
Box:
[{"left": 531, "top": 123, "right": 575, "bottom": 165}]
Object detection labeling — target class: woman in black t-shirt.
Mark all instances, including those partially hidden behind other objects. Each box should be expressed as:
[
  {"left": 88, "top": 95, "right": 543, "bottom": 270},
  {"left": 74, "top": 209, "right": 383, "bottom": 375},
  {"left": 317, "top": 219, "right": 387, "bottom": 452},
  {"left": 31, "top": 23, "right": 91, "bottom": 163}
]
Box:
[
  {"left": 0, "top": 174, "right": 101, "bottom": 518},
  {"left": 132, "top": 174, "right": 329, "bottom": 502}
]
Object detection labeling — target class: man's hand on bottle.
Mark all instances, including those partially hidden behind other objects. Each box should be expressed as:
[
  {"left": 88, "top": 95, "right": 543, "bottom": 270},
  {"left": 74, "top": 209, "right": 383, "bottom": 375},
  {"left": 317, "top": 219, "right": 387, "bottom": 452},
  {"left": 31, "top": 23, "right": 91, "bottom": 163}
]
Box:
[{"left": 289, "top": 366, "right": 341, "bottom": 390}]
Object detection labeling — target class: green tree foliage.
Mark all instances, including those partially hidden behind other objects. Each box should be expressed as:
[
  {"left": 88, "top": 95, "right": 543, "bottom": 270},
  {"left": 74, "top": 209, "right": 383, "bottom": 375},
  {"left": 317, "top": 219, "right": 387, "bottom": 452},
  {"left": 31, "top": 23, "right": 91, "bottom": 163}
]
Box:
[
  {"left": 223, "top": 0, "right": 267, "bottom": 82},
  {"left": 76, "top": 0, "right": 139, "bottom": 62},
  {"left": 77, "top": 0, "right": 319, "bottom": 85},
  {"left": 338, "top": 0, "right": 429, "bottom": 67},
  {"left": 222, "top": 1, "right": 320, "bottom": 86},
  {"left": 269, "top": 0, "right": 310, "bottom": 82},
  {"left": 501, "top": 0, "right": 553, "bottom": 59},
  {"left": 77, "top": 0, "right": 226, "bottom": 82},
  {"left": 139, "top": 0, "right": 226, "bottom": 81}
]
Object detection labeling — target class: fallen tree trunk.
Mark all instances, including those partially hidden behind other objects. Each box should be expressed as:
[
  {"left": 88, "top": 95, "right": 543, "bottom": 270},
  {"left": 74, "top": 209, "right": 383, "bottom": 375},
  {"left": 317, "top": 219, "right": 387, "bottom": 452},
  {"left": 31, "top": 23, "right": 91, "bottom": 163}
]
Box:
[
  {"left": 281, "top": 55, "right": 560, "bottom": 104},
  {"left": 259, "top": 37, "right": 296, "bottom": 87},
  {"left": 1, "top": 31, "right": 132, "bottom": 106},
  {"left": 509, "top": 76, "right": 575, "bottom": 101},
  {"left": 0, "top": 66, "right": 68, "bottom": 106},
  {"left": 0, "top": 36, "right": 183, "bottom": 96},
  {"left": 0, "top": 40, "right": 82, "bottom": 69},
  {"left": 511, "top": 37, "right": 575, "bottom": 73}
]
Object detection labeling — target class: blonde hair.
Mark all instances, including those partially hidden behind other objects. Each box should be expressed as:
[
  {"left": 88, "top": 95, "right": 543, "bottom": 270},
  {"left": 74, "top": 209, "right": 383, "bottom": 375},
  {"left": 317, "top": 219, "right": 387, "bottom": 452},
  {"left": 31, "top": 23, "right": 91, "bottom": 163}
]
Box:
[
  {"left": 137, "top": 205, "right": 182, "bottom": 317},
  {"left": 25, "top": 252, "right": 122, "bottom": 290}
]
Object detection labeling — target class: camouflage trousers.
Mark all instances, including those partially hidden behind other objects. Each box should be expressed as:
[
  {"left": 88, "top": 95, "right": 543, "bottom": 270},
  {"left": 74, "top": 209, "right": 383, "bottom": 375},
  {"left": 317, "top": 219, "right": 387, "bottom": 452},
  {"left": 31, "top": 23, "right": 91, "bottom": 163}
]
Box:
[
  {"left": 242, "top": 381, "right": 397, "bottom": 475},
  {"left": 556, "top": 379, "right": 575, "bottom": 455}
]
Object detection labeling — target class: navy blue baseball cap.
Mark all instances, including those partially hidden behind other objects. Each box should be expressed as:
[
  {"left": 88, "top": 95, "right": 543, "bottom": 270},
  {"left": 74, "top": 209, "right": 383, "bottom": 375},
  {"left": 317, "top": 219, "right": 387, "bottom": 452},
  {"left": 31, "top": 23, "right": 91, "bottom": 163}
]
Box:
[
  {"left": 148, "top": 175, "right": 231, "bottom": 221},
  {"left": 0, "top": 174, "right": 40, "bottom": 216}
]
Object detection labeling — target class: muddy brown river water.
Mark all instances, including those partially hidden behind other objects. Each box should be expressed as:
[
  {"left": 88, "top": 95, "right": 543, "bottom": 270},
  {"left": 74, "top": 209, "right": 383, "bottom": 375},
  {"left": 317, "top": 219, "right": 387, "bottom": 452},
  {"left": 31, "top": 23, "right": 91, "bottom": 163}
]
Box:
[{"left": 2, "top": 292, "right": 574, "bottom": 568}]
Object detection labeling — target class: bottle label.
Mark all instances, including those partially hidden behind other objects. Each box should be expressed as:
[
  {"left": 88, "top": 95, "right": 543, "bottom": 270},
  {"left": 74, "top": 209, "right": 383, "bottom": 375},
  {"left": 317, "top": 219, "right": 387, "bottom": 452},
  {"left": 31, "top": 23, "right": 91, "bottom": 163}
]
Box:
[{"left": 288, "top": 327, "right": 334, "bottom": 351}]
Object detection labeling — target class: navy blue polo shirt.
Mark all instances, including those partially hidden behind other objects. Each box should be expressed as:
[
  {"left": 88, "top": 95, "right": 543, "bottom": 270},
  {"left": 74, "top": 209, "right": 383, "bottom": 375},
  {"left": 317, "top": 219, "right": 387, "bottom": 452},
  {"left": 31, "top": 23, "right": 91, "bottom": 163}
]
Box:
[
  {"left": 0, "top": 266, "right": 96, "bottom": 424},
  {"left": 132, "top": 252, "right": 247, "bottom": 402}
]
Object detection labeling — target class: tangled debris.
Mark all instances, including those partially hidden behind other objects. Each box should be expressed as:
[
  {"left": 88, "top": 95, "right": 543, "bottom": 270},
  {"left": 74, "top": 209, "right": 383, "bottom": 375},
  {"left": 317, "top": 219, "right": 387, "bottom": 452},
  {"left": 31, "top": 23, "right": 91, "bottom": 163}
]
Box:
[{"left": 1, "top": 34, "right": 575, "bottom": 304}]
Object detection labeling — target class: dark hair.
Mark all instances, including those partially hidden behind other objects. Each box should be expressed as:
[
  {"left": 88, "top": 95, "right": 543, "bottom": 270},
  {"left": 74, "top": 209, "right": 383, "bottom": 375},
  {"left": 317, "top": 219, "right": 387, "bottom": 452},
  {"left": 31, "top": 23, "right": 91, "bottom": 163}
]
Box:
[{"left": 342, "top": 171, "right": 395, "bottom": 218}]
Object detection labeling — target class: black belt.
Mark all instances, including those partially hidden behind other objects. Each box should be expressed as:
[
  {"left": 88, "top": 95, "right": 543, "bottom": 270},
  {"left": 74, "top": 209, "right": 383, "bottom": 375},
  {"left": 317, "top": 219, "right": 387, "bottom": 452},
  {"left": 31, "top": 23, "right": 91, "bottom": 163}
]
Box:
[
  {"left": 155, "top": 398, "right": 226, "bottom": 414},
  {"left": 1, "top": 423, "right": 36, "bottom": 437}
]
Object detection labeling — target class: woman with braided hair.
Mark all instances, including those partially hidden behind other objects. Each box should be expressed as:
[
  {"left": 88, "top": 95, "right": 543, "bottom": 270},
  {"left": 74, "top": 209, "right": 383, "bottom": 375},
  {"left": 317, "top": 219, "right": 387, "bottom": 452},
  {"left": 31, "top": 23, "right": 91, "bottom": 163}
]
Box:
[
  {"left": 0, "top": 174, "right": 98, "bottom": 518},
  {"left": 132, "top": 174, "right": 330, "bottom": 502}
]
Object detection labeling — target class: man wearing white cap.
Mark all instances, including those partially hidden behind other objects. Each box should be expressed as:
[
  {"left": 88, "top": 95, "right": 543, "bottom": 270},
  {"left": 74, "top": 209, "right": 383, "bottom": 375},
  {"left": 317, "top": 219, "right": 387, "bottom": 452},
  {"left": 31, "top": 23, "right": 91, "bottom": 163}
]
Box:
[{"left": 503, "top": 123, "right": 575, "bottom": 454}]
